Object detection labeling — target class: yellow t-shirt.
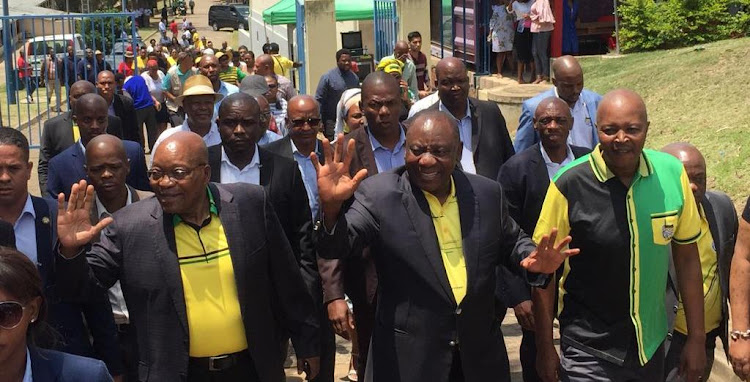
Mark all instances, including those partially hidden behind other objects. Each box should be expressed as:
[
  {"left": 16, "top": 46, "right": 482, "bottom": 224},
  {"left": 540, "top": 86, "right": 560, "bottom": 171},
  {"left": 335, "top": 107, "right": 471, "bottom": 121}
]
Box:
[
  {"left": 674, "top": 205, "right": 722, "bottom": 334},
  {"left": 167, "top": 56, "right": 177, "bottom": 68},
  {"left": 136, "top": 56, "right": 147, "bottom": 71},
  {"left": 423, "top": 178, "right": 467, "bottom": 305},
  {"left": 174, "top": 192, "right": 248, "bottom": 356},
  {"left": 272, "top": 54, "right": 294, "bottom": 77}
]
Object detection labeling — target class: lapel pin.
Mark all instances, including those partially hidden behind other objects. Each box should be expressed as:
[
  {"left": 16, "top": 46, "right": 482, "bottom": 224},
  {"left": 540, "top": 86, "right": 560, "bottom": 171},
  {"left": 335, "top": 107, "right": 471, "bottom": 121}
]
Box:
[{"left": 42, "top": 217, "right": 50, "bottom": 225}]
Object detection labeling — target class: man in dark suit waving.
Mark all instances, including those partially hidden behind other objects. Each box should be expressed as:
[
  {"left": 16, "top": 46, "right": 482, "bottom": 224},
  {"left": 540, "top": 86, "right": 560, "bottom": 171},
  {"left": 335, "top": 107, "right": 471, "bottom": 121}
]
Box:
[
  {"left": 38, "top": 80, "right": 124, "bottom": 192},
  {"left": 55, "top": 131, "right": 320, "bottom": 382},
  {"left": 496, "top": 97, "right": 590, "bottom": 381},
  {"left": 315, "top": 110, "right": 578, "bottom": 381},
  {"left": 46, "top": 93, "right": 150, "bottom": 199}
]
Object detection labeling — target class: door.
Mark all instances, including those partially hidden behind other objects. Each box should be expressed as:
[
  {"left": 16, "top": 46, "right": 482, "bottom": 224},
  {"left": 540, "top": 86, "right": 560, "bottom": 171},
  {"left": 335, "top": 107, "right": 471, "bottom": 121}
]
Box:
[{"left": 453, "top": 0, "right": 477, "bottom": 64}]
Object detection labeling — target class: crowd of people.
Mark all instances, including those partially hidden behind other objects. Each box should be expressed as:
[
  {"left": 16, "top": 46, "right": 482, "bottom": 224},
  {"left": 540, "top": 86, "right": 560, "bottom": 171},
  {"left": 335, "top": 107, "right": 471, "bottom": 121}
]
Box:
[{"left": 4, "top": 16, "right": 750, "bottom": 382}]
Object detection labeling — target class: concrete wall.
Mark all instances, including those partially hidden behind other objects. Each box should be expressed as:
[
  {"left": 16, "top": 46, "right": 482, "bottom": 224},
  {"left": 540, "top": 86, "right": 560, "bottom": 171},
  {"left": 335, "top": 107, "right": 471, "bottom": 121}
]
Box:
[
  {"left": 397, "top": 0, "right": 431, "bottom": 43},
  {"left": 304, "top": 0, "right": 336, "bottom": 93},
  {"left": 248, "top": 0, "right": 291, "bottom": 57}
]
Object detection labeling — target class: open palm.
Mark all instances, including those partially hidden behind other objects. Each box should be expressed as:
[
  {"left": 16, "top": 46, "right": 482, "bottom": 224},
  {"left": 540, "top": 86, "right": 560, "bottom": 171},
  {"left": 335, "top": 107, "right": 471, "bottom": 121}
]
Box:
[
  {"left": 57, "top": 180, "right": 112, "bottom": 255},
  {"left": 520, "top": 228, "right": 580, "bottom": 274},
  {"left": 312, "top": 135, "right": 368, "bottom": 206}
]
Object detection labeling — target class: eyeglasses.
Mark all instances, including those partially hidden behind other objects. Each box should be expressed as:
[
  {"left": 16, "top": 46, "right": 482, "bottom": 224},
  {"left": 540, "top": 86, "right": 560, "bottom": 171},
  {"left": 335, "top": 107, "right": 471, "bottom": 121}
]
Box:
[
  {"left": 147, "top": 165, "right": 206, "bottom": 182},
  {"left": 290, "top": 118, "right": 322, "bottom": 128},
  {"left": 0, "top": 301, "right": 27, "bottom": 329}
]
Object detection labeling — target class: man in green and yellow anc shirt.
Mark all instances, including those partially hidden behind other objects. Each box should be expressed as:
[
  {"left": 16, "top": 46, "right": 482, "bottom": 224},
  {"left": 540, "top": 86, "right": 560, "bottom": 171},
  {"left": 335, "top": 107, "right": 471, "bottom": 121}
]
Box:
[{"left": 532, "top": 89, "right": 707, "bottom": 382}]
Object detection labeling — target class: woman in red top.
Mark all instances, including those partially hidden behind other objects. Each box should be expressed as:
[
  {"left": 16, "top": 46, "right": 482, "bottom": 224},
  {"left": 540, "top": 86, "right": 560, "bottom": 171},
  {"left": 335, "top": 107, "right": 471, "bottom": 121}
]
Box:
[
  {"left": 117, "top": 50, "right": 135, "bottom": 77},
  {"left": 17, "top": 51, "right": 37, "bottom": 103}
]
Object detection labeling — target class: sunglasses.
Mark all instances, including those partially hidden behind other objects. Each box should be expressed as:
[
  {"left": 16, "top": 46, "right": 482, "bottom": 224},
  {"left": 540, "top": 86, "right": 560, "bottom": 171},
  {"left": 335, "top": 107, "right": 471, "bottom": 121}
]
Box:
[
  {"left": 267, "top": 83, "right": 278, "bottom": 88},
  {"left": 0, "top": 301, "right": 28, "bottom": 329},
  {"left": 290, "top": 118, "right": 322, "bottom": 128}
]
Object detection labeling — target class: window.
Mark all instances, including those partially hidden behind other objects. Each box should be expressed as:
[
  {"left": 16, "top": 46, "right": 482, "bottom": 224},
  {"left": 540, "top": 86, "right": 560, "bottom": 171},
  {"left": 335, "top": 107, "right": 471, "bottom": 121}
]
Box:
[{"left": 430, "top": 0, "right": 452, "bottom": 57}]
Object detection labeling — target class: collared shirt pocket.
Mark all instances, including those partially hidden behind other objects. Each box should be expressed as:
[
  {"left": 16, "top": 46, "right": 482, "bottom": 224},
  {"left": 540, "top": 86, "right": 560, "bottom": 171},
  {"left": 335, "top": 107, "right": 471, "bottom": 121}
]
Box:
[{"left": 651, "top": 210, "right": 679, "bottom": 246}]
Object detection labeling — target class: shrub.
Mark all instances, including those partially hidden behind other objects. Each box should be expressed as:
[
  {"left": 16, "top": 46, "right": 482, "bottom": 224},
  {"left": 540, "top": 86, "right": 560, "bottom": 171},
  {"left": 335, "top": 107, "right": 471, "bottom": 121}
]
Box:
[{"left": 618, "top": 0, "right": 750, "bottom": 52}]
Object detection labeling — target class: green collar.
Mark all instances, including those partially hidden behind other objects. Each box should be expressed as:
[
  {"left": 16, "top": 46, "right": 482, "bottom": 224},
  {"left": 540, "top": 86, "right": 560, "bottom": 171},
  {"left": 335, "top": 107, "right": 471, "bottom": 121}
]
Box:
[{"left": 172, "top": 186, "right": 218, "bottom": 226}]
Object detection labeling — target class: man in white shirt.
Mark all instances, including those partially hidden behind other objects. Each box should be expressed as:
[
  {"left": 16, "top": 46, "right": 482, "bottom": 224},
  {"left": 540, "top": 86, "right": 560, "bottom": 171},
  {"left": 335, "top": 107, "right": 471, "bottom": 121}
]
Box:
[{"left": 85, "top": 134, "right": 153, "bottom": 382}]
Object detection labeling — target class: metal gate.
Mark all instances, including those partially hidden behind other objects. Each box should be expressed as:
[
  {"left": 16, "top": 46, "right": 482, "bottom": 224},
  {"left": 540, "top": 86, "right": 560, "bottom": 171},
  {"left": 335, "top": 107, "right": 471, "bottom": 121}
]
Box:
[
  {"left": 1, "top": 12, "right": 137, "bottom": 148},
  {"left": 373, "top": 0, "right": 398, "bottom": 62},
  {"left": 295, "top": 0, "right": 307, "bottom": 95},
  {"left": 452, "top": 0, "right": 491, "bottom": 74}
]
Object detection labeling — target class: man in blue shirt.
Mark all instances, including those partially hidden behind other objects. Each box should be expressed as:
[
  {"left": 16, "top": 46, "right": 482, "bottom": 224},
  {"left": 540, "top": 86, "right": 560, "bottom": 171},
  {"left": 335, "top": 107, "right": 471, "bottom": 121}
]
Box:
[
  {"left": 198, "top": 54, "right": 238, "bottom": 119},
  {"left": 315, "top": 49, "right": 360, "bottom": 140}
]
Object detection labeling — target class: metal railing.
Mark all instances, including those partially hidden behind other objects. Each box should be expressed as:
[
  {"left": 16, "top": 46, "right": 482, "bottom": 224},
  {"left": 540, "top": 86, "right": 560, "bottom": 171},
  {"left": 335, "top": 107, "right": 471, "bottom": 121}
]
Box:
[
  {"left": 373, "top": 0, "right": 397, "bottom": 62},
  {"left": 1, "top": 12, "right": 138, "bottom": 148}
]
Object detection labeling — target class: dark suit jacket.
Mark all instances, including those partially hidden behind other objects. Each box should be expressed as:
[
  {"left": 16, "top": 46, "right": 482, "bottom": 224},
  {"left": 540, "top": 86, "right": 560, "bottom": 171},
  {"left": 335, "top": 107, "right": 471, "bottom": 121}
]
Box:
[
  {"left": 30, "top": 347, "right": 112, "bottom": 381},
  {"left": 496, "top": 143, "right": 590, "bottom": 307},
  {"left": 666, "top": 190, "right": 738, "bottom": 356},
  {"left": 318, "top": 168, "right": 541, "bottom": 381},
  {"left": 317, "top": 127, "right": 392, "bottom": 304},
  {"left": 89, "top": 186, "right": 154, "bottom": 226},
  {"left": 111, "top": 93, "right": 141, "bottom": 145},
  {"left": 427, "top": 97, "right": 515, "bottom": 179},
  {"left": 31, "top": 196, "right": 122, "bottom": 375},
  {"left": 39, "top": 112, "right": 124, "bottom": 192},
  {"left": 0, "top": 219, "right": 14, "bottom": 247},
  {"left": 207, "top": 144, "right": 318, "bottom": 298},
  {"left": 56, "top": 183, "right": 320, "bottom": 382},
  {"left": 46, "top": 140, "right": 150, "bottom": 199}
]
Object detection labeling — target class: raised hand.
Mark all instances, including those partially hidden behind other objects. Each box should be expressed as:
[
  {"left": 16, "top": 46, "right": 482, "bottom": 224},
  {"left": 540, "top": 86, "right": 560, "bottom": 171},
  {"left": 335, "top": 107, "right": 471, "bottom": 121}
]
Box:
[
  {"left": 57, "top": 180, "right": 113, "bottom": 257},
  {"left": 311, "top": 134, "right": 368, "bottom": 211},
  {"left": 520, "top": 228, "right": 580, "bottom": 274}
]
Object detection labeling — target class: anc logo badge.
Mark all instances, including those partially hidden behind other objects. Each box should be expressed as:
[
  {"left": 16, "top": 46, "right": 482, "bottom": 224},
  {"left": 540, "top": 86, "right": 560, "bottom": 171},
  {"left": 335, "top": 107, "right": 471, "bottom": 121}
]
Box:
[{"left": 662, "top": 224, "right": 675, "bottom": 240}]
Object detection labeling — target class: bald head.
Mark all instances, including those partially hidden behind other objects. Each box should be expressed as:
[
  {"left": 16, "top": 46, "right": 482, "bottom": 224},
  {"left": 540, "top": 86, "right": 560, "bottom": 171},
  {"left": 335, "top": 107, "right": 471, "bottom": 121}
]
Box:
[
  {"left": 598, "top": 89, "right": 648, "bottom": 125},
  {"left": 435, "top": 57, "right": 467, "bottom": 80},
  {"left": 535, "top": 97, "right": 572, "bottom": 120},
  {"left": 74, "top": 93, "right": 108, "bottom": 116},
  {"left": 70, "top": 80, "right": 98, "bottom": 113},
  {"left": 218, "top": 92, "right": 260, "bottom": 119},
  {"left": 406, "top": 110, "right": 460, "bottom": 144},
  {"left": 361, "top": 71, "right": 401, "bottom": 100},
  {"left": 85, "top": 135, "right": 130, "bottom": 200},
  {"left": 552, "top": 56, "right": 583, "bottom": 79},
  {"left": 551, "top": 56, "right": 584, "bottom": 106},
  {"left": 394, "top": 41, "right": 409, "bottom": 62},
  {"left": 662, "top": 142, "right": 706, "bottom": 204},
  {"left": 287, "top": 95, "right": 320, "bottom": 117},
  {"left": 255, "top": 54, "right": 274, "bottom": 75},
  {"left": 155, "top": 131, "right": 208, "bottom": 166},
  {"left": 86, "top": 134, "right": 127, "bottom": 163}
]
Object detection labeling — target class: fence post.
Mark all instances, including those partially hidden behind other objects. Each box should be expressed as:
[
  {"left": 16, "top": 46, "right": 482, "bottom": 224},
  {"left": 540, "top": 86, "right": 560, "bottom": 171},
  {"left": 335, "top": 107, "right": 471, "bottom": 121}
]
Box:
[{"left": 2, "top": 3, "right": 18, "bottom": 106}]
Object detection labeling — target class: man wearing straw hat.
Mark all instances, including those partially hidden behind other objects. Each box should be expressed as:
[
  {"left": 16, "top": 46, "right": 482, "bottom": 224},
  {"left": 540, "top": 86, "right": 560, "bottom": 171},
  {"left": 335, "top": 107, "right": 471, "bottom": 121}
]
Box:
[{"left": 151, "top": 75, "right": 223, "bottom": 156}]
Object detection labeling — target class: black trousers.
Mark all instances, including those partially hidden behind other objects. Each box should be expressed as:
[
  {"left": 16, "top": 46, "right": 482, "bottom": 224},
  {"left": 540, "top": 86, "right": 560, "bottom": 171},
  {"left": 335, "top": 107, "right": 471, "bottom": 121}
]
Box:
[
  {"left": 117, "top": 323, "right": 139, "bottom": 382},
  {"left": 187, "top": 351, "right": 259, "bottom": 382}
]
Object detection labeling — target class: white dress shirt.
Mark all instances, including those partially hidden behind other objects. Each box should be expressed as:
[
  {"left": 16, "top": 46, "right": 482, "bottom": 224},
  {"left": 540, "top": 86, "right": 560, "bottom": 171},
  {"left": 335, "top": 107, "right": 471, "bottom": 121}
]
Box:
[
  {"left": 220, "top": 145, "right": 261, "bottom": 185},
  {"left": 438, "top": 100, "right": 477, "bottom": 174},
  {"left": 539, "top": 144, "right": 575, "bottom": 180},
  {"left": 96, "top": 188, "right": 133, "bottom": 324},
  {"left": 23, "top": 347, "right": 32, "bottom": 382},
  {"left": 14, "top": 195, "right": 37, "bottom": 265},
  {"left": 555, "top": 87, "right": 595, "bottom": 149}
]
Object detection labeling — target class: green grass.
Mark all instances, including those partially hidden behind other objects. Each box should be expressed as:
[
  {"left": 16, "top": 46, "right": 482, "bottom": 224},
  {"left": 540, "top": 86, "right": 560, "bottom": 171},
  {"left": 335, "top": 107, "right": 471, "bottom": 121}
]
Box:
[{"left": 578, "top": 37, "right": 750, "bottom": 207}]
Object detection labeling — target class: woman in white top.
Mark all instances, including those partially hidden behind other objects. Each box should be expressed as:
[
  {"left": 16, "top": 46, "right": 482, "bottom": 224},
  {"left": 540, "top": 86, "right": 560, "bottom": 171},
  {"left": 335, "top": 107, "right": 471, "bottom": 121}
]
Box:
[
  {"left": 508, "top": 0, "right": 536, "bottom": 83},
  {"left": 141, "top": 59, "right": 168, "bottom": 136}
]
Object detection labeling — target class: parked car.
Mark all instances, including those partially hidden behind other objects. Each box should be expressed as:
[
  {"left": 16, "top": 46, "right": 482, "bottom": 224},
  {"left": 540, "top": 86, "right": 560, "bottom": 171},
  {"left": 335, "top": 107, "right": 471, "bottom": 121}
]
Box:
[
  {"left": 104, "top": 37, "right": 144, "bottom": 72},
  {"left": 208, "top": 4, "right": 249, "bottom": 31},
  {"left": 21, "top": 34, "right": 86, "bottom": 81}
]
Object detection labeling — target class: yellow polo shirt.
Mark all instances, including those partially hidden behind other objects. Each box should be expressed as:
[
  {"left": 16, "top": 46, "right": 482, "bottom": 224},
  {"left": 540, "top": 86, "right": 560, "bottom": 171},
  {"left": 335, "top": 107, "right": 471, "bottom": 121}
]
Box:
[
  {"left": 423, "top": 178, "right": 467, "bottom": 305},
  {"left": 174, "top": 189, "right": 247, "bottom": 356},
  {"left": 272, "top": 54, "right": 294, "bottom": 77},
  {"left": 72, "top": 122, "right": 80, "bottom": 142},
  {"left": 674, "top": 205, "right": 722, "bottom": 334}
]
